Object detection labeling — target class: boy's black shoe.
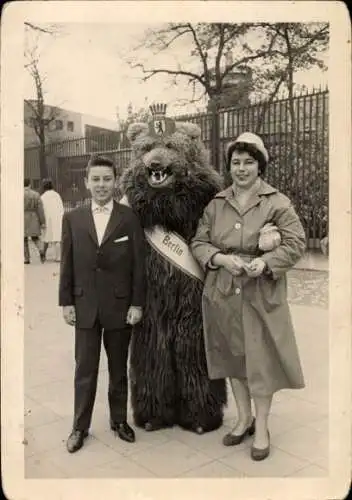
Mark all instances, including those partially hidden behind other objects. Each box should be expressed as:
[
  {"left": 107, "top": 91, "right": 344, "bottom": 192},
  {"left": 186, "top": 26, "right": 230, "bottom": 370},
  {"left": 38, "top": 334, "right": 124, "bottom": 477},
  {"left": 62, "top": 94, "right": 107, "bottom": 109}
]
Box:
[
  {"left": 66, "top": 430, "right": 88, "bottom": 453},
  {"left": 110, "top": 421, "right": 135, "bottom": 443}
]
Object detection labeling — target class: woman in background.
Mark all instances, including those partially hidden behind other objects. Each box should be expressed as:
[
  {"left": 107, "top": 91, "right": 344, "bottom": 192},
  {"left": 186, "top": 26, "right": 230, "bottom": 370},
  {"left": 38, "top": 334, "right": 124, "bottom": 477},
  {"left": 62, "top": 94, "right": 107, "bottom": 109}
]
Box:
[
  {"left": 191, "top": 132, "right": 306, "bottom": 461},
  {"left": 41, "top": 178, "right": 64, "bottom": 262}
]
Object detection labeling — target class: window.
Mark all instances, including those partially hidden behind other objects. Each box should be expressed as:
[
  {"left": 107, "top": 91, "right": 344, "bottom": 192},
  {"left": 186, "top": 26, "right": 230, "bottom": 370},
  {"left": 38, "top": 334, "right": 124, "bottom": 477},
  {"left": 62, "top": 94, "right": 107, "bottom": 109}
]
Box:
[
  {"left": 55, "top": 119, "right": 63, "bottom": 130},
  {"left": 67, "top": 121, "right": 74, "bottom": 132}
]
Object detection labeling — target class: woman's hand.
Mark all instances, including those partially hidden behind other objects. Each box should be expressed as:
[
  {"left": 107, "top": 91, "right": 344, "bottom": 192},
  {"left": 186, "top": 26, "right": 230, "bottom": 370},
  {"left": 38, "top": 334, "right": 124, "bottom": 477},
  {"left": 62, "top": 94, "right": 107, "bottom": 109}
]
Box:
[
  {"left": 214, "top": 253, "right": 246, "bottom": 276},
  {"left": 245, "top": 257, "right": 266, "bottom": 277}
]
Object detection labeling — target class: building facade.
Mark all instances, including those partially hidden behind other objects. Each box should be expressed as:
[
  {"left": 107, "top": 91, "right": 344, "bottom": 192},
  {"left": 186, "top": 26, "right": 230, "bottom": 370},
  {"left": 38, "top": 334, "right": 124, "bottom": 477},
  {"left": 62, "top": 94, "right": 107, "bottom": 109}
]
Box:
[{"left": 24, "top": 101, "right": 119, "bottom": 148}]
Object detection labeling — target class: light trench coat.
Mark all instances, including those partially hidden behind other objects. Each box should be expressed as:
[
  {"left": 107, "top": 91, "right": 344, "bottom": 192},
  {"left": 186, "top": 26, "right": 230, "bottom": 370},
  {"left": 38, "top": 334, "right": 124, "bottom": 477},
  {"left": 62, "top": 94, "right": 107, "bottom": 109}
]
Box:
[
  {"left": 190, "top": 180, "right": 306, "bottom": 397},
  {"left": 41, "top": 190, "right": 64, "bottom": 243}
]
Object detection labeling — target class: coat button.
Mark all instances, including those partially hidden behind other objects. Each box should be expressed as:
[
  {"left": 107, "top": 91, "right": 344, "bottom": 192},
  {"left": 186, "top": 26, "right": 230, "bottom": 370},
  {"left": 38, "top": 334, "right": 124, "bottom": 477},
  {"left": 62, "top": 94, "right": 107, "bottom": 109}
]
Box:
[
  {"left": 235, "top": 222, "right": 241, "bottom": 230},
  {"left": 235, "top": 287, "right": 241, "bottom": 295}
]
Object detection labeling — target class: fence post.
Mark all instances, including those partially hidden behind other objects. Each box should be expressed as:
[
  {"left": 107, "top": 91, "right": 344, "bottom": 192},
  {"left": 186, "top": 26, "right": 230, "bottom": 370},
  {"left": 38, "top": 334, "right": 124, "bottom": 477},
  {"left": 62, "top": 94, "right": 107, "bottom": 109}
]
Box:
[{"left": 209, "top": 99, "right": 220, "bottom": 171}]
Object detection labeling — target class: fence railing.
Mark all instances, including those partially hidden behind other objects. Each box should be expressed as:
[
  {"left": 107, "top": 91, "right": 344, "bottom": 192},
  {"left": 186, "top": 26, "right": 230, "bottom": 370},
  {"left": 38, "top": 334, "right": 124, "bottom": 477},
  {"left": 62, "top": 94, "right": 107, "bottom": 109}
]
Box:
[{"left": 24, "top": 88, "right": 329, "bottom": 247}]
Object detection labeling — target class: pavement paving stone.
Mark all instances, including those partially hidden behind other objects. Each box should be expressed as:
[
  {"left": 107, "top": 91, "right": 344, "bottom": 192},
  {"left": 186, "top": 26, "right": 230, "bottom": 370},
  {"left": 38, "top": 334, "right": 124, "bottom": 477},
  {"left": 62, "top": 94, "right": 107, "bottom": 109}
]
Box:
[
  {"left": 25, "top": 454, "right": 68, "bottom": 478},
  {"left": 93, "top": 426, "right": 172, "bottom": 458},
  {"left": 165, "top": 424, "right": 253, "bottom": 461},
  {"left": 24, "top": 417, "right": 73, "bottom": 457},
  {"left": 273, "top": 424, "right": 328, "bottom": 465},
  {"left": 26, "top": 379, "right": 75, "bottom": 418},
  {"left": 289, "top": 463, "right": 328, "bottom": 477},
  {"left": 128, "top": 439, "right": 214, "bottom": 477},
  {"left": 24, "top": 397, "right": 63, "bottom": 429},
  {"left": 73, "top": 455, "right": 157, "bottom": 478},
  {"left": 218, "top": 445, "right": 311, "bottom": 477},
  {"left": 35, "top": 436, "right": 125, "bottom": 478},
  {"left": 180, "top": 459, "right": 246, "bottom": 478}
]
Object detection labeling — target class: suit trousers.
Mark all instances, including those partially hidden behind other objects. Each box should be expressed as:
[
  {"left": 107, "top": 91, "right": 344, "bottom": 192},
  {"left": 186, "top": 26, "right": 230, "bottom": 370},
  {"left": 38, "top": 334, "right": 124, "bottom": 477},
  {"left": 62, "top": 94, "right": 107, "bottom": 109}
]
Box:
[{"left": 73, "top": 319, "right": 131, "bottom": 431}]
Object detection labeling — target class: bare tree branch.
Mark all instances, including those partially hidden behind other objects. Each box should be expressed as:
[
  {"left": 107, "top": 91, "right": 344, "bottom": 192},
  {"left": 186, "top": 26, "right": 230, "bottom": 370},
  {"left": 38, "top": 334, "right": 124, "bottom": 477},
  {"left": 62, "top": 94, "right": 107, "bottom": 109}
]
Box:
[
  {"left": 133, "top": 62, "right": 207, "bottom": 88},
  {"left": 24, "top": 22, "right": 63, "bottom": 36},
  {"left": 187, "top": 23, "right": 211, "bottom": 89}
]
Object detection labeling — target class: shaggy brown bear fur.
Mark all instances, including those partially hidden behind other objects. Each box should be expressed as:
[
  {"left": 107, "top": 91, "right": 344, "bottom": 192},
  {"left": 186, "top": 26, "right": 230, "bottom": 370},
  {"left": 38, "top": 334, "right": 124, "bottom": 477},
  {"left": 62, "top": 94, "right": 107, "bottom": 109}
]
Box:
[{"left": 120, "top": 120, "right": 227, "bottom": 434}]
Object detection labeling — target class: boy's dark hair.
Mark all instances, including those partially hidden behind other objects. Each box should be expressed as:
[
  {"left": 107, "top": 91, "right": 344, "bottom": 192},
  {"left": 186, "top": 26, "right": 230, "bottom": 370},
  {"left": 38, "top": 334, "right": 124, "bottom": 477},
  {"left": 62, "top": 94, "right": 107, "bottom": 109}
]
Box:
[
  {"left": 24, "top": 178, "right": 31, "bottom": 187},
  {"left": 42, "top": 178, "right": 54, "bottom": 192},
  {"left": 226, "top": 142, "right": 267, "bottom": 177},
  {"left": 86, "top": 155, "right": 117, "bottom": 177}
]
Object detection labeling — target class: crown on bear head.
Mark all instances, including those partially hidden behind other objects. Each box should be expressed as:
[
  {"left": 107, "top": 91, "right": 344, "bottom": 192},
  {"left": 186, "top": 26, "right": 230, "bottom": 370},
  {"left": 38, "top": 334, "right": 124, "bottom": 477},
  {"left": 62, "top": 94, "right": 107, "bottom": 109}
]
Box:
[{"left": 149, "top": 103, "right": 167, "bottom": 120}]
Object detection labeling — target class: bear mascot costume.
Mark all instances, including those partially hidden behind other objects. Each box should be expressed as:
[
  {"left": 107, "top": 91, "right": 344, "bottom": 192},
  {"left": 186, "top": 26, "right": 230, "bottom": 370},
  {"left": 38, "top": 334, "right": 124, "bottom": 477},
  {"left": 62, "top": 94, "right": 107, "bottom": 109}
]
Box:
[{"left": 120, "top": 104, "right": 227, "bottom": 434}]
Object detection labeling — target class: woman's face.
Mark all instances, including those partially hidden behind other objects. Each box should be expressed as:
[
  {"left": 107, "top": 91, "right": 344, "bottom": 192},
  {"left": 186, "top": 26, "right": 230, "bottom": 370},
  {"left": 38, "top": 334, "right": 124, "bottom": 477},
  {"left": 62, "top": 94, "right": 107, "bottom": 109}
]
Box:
[{"left": 230, "top": 150, "right": 259, "bottom": 189}]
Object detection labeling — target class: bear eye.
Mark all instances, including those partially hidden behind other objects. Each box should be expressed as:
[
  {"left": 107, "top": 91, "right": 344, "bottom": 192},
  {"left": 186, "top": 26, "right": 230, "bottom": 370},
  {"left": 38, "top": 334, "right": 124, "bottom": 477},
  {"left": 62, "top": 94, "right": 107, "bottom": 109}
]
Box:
[
  {"left": 144, "top": 143, "right": 153, "bottom": 152},
  {"left": 165, "top": 141, "right": 174, "bottom": 149}
]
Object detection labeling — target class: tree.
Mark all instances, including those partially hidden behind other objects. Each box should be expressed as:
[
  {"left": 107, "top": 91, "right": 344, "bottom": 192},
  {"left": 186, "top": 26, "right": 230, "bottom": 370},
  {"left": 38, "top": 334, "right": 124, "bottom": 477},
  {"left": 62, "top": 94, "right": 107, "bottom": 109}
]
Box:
[
  {"left": 116, "top": 101, "right": 151, "bottom": 131},
  {"left": 24, "top": 23, "right": 64, "bottom": 179},
  {"left": 116, "top": 101, "right": 151, "bottom": 148},
  {"left": 128, "top": 22, "right": 328, "bottom": 112},
  {"left": 128, "top": 23, "right": 280, "bottom": 106},
  {"left": 254, "top": 23, "right": 329, "bottom": 132}
]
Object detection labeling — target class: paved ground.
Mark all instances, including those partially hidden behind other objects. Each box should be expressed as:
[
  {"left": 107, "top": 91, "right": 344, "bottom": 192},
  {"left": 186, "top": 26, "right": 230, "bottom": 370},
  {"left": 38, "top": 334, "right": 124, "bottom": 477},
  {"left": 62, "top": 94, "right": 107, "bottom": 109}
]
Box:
[{"left": 24, "top": 245, "right": 329, "bottom": 478}]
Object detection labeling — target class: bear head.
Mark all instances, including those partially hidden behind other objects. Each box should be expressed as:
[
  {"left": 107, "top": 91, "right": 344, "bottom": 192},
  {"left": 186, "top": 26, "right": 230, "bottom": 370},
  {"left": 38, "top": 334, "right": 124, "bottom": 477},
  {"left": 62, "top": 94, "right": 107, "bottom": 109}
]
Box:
[{"left": 120, "top": 118, "right": 223, "bottom": 239}]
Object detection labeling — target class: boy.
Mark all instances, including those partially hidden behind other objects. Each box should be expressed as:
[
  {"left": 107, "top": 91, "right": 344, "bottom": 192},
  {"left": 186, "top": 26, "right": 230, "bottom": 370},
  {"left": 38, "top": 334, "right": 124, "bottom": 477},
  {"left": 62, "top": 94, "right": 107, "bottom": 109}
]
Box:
[{"left": 59, "top": 155, "right": 145, "bottom": 453}]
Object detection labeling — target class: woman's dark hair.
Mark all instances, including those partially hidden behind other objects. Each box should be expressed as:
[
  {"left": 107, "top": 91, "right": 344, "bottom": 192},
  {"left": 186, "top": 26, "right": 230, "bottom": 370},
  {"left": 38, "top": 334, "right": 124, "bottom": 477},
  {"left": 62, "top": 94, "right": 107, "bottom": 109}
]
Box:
[
  {"left": 226, "top": 142, "right": 267, "bottom": 177},
  {"left": 42, "top": 178, "right": 54, "bottom": 192}
]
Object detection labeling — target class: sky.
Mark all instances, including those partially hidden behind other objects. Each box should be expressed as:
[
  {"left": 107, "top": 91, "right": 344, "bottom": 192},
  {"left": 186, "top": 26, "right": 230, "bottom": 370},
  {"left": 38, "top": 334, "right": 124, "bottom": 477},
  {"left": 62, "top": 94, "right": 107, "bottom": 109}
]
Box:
[{"left": 24, "top": 23, "right": 329, "bottom": 123}]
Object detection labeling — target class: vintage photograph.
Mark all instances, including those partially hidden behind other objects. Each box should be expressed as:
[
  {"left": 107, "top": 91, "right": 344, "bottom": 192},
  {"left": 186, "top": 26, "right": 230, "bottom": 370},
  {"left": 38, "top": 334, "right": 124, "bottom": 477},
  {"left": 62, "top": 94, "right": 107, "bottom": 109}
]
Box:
[{"left": 21, "top": 18, "right": 332, "bottom": 480}]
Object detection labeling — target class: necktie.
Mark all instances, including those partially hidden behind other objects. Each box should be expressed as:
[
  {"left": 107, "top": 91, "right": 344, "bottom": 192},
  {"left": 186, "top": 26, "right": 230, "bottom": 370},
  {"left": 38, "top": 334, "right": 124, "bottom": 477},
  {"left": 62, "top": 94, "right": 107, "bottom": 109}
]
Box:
[{"left": 94, "top": 206, "right": 109, "bottom": 214}]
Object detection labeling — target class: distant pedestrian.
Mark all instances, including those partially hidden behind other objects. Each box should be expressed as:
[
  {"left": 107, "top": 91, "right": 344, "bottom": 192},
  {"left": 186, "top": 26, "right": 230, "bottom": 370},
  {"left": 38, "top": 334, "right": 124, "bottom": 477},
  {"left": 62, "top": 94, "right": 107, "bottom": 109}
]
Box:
[
  {"left": 320, "top": 235, "right": 329, "bottom": 256},
  {"left": 24, "top": 178, "right": 46, "bottom": 264},
  {"left": 41, "top": 178, "right": 64, "bottom": 262}
]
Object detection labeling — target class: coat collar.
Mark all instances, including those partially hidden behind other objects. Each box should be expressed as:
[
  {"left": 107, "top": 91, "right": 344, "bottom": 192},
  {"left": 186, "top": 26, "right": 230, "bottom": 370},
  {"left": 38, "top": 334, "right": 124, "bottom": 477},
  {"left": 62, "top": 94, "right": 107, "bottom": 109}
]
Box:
[
  {"left": 84, "top": 200, "right": 124, "bottom": 246},
  {"left": 214, "top": 179, "right": 278, "bottom": 200},
  {"left": 214, "top": 179, "right": 278, "bottom": 216}
]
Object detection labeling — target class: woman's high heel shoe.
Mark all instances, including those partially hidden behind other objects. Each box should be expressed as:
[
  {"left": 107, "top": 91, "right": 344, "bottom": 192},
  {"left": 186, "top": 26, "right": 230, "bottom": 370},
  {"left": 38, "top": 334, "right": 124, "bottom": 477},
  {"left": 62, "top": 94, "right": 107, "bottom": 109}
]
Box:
[
  {"left": 222, "top": 418, "right": 256, "bottom": 446},
  {"left": 250, "top": 431, "right": 270, "bottom": 461}
]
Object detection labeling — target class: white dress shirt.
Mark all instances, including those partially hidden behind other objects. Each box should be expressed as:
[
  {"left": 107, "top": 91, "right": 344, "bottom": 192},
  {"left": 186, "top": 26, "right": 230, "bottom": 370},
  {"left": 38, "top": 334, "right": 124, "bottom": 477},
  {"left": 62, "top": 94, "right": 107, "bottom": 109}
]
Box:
[{"left": 91, "top": 199, "right": 113, "bottom": 246}]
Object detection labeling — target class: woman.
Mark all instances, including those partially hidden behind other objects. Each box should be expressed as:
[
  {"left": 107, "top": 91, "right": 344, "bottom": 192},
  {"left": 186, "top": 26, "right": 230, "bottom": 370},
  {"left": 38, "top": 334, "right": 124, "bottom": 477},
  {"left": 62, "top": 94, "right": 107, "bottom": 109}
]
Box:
[
  {"left": 41, "top": 178, "right": 64, "bottom": 262},
  {"left": 190, "top": 132, "right": 306, "bottom": 461}
]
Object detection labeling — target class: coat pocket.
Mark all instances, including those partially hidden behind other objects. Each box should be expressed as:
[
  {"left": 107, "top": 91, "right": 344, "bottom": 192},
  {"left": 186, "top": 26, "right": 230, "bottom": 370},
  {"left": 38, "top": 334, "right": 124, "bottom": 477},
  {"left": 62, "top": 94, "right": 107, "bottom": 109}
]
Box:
[
  {"left": 215, "top": 268, "right": 234, "bottom": 297},
  {"left": 73, "top": 286, "right": 83, "bottom": 297}
]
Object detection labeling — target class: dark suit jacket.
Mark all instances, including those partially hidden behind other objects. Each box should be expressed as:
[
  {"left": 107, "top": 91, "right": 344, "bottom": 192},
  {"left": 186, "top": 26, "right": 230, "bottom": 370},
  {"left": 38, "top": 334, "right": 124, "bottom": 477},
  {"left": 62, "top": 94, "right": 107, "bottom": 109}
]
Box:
[{"left": 59, "top": 201, "right": 146, "bottom": 330}]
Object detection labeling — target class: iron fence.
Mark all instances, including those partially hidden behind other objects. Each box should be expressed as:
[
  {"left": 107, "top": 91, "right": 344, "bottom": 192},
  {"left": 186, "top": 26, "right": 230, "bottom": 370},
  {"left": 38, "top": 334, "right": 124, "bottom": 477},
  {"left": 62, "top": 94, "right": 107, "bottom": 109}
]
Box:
[{"left": 24, "top": 88, "right": 329, "bottom": 247}]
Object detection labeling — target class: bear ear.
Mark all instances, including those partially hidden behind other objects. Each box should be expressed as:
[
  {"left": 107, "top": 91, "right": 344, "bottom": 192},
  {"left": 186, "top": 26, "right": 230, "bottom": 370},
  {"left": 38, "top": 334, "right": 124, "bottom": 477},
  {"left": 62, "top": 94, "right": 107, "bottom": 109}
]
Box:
[
  {"left": 175, "top": 122, "right": 201, "bottom": 139},
  {"left": 127, "top": 123, "right": 149, "bottom": 144}
]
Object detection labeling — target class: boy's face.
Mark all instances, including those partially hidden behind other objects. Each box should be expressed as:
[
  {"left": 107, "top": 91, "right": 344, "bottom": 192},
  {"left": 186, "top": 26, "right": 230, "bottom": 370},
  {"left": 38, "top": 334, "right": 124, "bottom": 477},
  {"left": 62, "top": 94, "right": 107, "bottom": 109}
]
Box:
[{"left": 85, "top": 165, "right": 117, "bottom": 205}]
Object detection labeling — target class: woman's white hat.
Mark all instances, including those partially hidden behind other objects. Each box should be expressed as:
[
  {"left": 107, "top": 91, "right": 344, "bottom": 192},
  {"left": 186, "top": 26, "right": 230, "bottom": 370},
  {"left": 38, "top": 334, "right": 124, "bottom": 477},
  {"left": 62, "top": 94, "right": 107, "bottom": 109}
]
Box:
[{"left": 227, "top": 132, "right": 269, "bottom": 163}]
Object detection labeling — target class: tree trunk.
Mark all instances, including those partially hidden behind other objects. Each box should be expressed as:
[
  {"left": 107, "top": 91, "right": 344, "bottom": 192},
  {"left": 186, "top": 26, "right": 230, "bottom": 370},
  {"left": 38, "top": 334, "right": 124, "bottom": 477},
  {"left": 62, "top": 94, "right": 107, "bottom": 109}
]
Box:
[{"left": 39, "top": 128, "right": 47, "bottom": 179}]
